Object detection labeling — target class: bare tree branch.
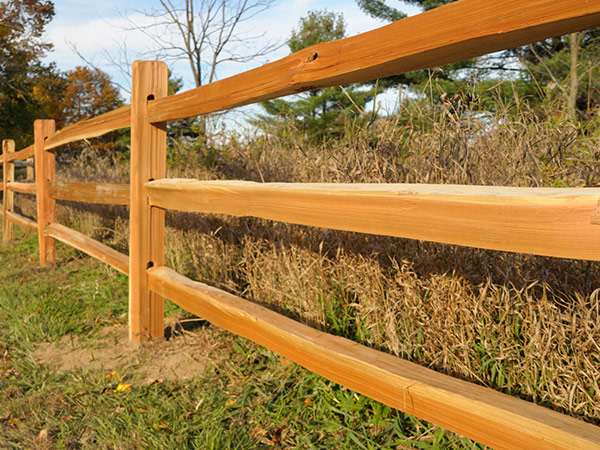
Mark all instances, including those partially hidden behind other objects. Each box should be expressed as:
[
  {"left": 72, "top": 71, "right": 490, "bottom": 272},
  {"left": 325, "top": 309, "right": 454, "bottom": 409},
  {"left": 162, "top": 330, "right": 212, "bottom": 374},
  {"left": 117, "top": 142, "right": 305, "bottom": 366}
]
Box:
[{"left": 119, "top": 0, "right": 279, "bottom": 88}]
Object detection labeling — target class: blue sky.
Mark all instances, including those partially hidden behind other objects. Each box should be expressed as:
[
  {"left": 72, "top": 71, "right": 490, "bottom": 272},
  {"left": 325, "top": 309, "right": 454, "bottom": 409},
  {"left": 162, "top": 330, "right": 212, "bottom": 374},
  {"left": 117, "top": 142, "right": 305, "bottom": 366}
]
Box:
[{"left": 44, "top": 1, "right": 421, "bottom": 97}]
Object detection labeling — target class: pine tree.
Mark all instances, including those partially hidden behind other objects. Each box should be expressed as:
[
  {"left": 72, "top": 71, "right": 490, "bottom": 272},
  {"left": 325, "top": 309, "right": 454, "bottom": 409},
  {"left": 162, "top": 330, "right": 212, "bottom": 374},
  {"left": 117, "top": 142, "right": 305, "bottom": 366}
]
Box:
[{"left": 258, "top": 10, "right": 375, "bottom": 141}]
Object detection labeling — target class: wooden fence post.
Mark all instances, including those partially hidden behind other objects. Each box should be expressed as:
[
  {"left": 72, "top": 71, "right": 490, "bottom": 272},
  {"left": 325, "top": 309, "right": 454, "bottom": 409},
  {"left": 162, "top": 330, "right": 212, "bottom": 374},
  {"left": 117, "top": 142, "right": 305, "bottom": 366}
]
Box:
[
  {"left": 26, "top": 157, "right": 34, "bottom": 180},
  {"left": 2, "top": 140, "right": 15, "bottom": 242},
  {"left": 129, "top": 60, "right": 168, "bottom": 343},
  {"left": 34, "top": 119, "right": 56, "bottom": 265}
]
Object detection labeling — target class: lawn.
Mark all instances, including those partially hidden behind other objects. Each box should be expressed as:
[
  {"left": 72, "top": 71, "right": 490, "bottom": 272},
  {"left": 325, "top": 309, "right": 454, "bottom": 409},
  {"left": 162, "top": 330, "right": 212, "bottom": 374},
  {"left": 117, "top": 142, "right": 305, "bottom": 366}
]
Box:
[{"left": 0, "top": 228, "right": 478, "bottom": 449}]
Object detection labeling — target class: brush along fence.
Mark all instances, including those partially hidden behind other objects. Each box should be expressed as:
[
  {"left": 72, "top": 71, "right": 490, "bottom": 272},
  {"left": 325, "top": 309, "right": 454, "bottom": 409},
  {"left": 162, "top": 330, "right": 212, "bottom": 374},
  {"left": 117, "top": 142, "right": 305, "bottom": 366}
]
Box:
[{"left": 1, "top": 0, "right": 600, "bottom": 448}]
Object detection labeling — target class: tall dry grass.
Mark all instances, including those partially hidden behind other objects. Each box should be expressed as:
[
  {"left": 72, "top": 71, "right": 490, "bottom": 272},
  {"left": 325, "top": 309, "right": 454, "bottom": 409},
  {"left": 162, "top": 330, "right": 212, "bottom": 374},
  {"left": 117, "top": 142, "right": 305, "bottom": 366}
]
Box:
[{"left": 13, "top": 84, "right": 600, "bottom": 425}]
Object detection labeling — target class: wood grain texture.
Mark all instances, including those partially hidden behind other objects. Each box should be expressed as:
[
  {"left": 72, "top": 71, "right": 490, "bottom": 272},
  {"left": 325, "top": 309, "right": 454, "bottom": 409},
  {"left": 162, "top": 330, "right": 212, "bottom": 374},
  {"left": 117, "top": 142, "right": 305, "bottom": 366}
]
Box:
[
  {"left": 6, "top": 211, "right": 37, "bottom": 232},
  {"left": 6, "top": 182, "right": 36, "bottom": 195},
  {"left": 34, "top": 120, "right": 56, "bottom": 265},
  {"left": 146, "top": 0, "right": 600, "bottom": 123},
  {"left": 44, "top": 105, "right": 131, "bottom": 150},
  {"left": 0, "top": 144, "right": 34, "bottom": 163},
  {"left": 129, "top": 61, "right": 168, "bottom": 343},
  {"left": 2, "top": 140, "right": 15, "bottom": 241},
  {"left": 147, "top": 265, "right": 600, "bottom": 450},
  {"left": 145, "top": 179, "right": 600, "bottom": 261},
  {"left": 47, "top": 181, "right": 129, "bottom": 205},
  {"left": 45, "top": 223, "right": 129, "bottom": 275}
]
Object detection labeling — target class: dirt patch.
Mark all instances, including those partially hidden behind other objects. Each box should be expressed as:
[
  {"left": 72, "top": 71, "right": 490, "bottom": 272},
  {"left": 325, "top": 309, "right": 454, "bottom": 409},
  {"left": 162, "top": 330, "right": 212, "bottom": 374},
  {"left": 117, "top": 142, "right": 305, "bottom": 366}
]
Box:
[{"left": 34, "top": 319, "right": 232, "bottom": 382}]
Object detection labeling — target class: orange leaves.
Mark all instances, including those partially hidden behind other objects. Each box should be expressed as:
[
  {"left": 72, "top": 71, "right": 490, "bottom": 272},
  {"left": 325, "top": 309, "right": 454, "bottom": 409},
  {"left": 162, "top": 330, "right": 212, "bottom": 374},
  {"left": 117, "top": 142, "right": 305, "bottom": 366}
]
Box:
[
  {"left": 104, "top": 371, "right": 119, "bottom": 381},
  {"left": 60, "top": 66, "right": 123, "bottom": 127}
]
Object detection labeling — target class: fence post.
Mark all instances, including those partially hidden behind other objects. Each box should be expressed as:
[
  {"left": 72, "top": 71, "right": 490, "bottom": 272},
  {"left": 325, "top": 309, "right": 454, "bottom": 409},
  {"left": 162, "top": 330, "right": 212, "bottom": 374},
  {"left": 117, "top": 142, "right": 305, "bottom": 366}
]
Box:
[
  {"left": 26, "top": 157, "right": 34, "bottom": 180},
  {"left": 2, "top": 140, "right": 15, "bottom": 242},
  {"left": 34, "top": 119, "right": 56, "bottom": 265},
  {"left": 129, "top": 60, "right": 168, "bottom": 343}
]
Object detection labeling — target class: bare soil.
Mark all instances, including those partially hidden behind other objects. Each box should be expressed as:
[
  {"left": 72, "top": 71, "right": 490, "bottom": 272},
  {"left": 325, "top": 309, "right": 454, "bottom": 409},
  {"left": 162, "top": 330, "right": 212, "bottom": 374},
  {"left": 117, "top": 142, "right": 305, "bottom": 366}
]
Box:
[{"left": 34, "top": 319, "right": 232, "bottom": 382}]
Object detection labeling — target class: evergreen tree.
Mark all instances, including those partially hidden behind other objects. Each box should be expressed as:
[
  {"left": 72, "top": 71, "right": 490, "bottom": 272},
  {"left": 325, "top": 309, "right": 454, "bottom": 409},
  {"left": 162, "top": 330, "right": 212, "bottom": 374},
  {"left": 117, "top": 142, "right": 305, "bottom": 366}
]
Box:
[
  {"left": 355, "top": 0, "right": 474, "bottom": 96},
  {"left": 258, "top": 10, "right": 375, "bottom": 141},
  {"left": 356, "top": 0, "right": 600, "bottom": 118}
]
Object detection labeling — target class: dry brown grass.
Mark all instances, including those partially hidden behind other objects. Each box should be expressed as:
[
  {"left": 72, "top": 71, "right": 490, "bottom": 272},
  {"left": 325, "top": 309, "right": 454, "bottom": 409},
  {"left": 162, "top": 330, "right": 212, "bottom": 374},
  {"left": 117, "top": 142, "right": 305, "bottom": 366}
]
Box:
[{"left": 12, "top": 86, "right": 600, "bottom": 426}]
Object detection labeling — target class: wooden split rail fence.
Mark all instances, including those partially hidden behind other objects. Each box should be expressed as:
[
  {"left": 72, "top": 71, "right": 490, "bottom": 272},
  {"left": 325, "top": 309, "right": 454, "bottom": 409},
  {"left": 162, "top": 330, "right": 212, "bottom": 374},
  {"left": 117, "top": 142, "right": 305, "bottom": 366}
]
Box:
[{"left": 1, "top": 0, "right": 600, "bottom": 447}]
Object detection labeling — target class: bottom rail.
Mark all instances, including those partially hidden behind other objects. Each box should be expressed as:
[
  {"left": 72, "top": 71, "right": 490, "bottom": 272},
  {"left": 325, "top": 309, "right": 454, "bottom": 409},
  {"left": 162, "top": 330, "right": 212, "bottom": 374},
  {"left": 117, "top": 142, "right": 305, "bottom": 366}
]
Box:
[
  {"left": 147, "top": 265, "right": 600, "bottom": 450},
  {"left": 45, "top": 224, "right": 129, "bottom": 275},
  {"left": 6, "top": 211, "right": 37, "bottom": 231}
]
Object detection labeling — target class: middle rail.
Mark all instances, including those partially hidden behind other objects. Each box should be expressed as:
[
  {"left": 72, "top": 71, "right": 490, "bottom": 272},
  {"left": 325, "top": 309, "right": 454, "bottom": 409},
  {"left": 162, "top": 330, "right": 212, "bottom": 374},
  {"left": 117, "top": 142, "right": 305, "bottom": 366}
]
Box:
[{"left": 146, "top": 179, "right": 600, "bottom": 261}]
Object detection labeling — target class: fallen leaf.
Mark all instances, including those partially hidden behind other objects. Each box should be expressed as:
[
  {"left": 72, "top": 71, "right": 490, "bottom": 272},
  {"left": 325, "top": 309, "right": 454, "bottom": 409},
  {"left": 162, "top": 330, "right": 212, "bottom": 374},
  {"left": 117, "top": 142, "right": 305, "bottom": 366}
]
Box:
[
  {"left": 114, "top": 383, "right": 131, "bottom": 393},
  {"left": 105, "top": 371, "right": 119, "bottom": 381},
  {"left": 226, "top": 398, "right": 236, "bottom": 407},
  {"left": 158, "top": 420, "right": 173, "bottom": 432}
]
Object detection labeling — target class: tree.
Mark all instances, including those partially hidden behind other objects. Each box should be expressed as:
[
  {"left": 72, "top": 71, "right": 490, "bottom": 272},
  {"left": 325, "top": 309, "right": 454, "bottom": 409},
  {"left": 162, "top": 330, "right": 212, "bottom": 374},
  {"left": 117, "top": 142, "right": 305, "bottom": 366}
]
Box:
[
  {"left": 31, "top": 65, "right": 125, "bottom": 155},
  {"left": 113, "top": 0, "right": 277, "bottom": 137},
  {"left": 57, "top": 66, "right": 123, "bottom": 127},
  {"left": 0, "top": 2, "right": 128, "bottom": 151},
  {"left": 513, "top": 30, "right": 600, "bottom": 119},
  {"left": 356, "top": 0, "right": 452, "bottom": 22},
  {"left": 355, "top": 0, "right": 474, "bottom": 95},
  {"left": 258, "top": 10, "right": 375, "bottom": 141},
  {"left": 126, "top": 0, "right": 277, "bottom": 88},
  {"left": 0, "top": 0, "right": 56, "bottom": 147},
  {"left": 357, "top": 0, "right": 600, "bottom": 119}
]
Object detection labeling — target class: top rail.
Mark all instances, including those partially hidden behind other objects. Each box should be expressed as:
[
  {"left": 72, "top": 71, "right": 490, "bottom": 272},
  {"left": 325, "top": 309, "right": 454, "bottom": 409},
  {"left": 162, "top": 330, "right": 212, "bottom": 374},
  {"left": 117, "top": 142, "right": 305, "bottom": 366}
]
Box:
[
  {"left": 0, "top": 144, "right": 34, "bottom": 163},
  {"left": 146, "top": 0, "right": 600, "bottom": 123},
  {"left": 13, "top": 0, "right": 600, "bottom": 151},
  {"left": 44, "top": 105, "right": 131, "bottom": 151}
]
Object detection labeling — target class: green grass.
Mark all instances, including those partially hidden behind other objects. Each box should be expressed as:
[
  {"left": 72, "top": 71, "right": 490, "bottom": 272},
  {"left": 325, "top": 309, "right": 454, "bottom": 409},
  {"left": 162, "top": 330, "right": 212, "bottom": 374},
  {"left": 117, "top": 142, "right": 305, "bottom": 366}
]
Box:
[{"left": 0, "top": 228, "right": 481, "bottom": 449}]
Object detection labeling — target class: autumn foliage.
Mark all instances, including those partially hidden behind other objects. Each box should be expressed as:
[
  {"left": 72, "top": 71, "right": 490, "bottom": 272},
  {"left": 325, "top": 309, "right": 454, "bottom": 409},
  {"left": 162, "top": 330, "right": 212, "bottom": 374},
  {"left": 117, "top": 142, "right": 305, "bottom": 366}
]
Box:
[
  {"left": 0, "top": 1, "right": 123, "bottom": 150},
  {"left": 58, "top": 67, "right": 123, "bottom": 127}
]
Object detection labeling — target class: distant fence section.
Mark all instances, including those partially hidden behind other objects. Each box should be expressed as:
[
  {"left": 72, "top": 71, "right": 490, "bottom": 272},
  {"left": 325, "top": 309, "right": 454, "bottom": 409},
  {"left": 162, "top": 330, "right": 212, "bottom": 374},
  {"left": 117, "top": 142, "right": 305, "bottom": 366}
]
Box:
[{"left": 1, "top": 0, "right": 600, "bottom": 448}]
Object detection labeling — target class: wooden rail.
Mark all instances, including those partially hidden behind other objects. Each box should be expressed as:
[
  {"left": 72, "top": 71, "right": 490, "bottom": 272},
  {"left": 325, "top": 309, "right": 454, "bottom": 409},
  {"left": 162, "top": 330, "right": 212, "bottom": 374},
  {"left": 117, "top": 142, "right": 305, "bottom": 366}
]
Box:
[
  {"left": 145, "top": 0, "right": 600, "bottom": 123},
  {"left": 1, "top": 1, "right": 600, "bottom": 448},
  {"left": 146, "top": 180, "right": 600, "bottom": 261},
  {"left": 45, "top": 224, "right": 129, "bottom": 275},
  {"left": 44, "top": 105, "right": 131, "bottom": 150},
  {"left": 0, "top": 145, "right": 34, "bottom": 163},
  {"left": 47, "top": 181, "right": 129, "bottom": 205},
  {"left": 6, "top": 211, "right": 37, "bottom": 232},
  {"left": 6, "top": 182, "right": 36, "bottom": 195},
  {"left": 147, "top": 265, "right": 600, "bottom": 450}
]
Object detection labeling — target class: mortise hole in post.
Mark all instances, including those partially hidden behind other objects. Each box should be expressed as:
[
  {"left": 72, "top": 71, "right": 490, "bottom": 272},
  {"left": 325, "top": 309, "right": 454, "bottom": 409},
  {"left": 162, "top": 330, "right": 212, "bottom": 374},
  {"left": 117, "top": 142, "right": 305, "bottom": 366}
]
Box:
[
  {"left": 308, "top": 52, "right": 318, "bottom": 62},
  {"left": 146, "top": 261, "right": 154, "bottom": 269},
  {"left": 147, "top": 94, "right": 155, "bottom": 102}
]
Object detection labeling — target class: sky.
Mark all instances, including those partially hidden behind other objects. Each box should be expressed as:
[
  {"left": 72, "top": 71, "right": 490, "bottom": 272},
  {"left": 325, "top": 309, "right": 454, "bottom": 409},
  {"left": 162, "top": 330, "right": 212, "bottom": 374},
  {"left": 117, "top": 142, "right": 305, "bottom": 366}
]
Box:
[
  {"left": 42, "top": 0, "right": 421, "bottom": 124},
  {"left": 44, "top": 0, "right": 420, "bottom": 92}
]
